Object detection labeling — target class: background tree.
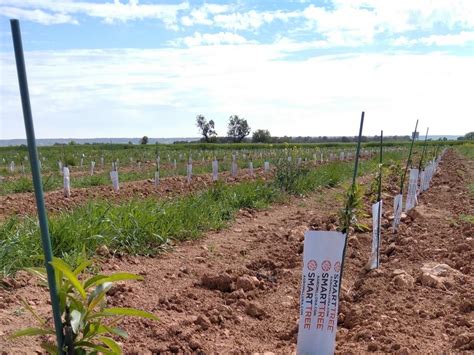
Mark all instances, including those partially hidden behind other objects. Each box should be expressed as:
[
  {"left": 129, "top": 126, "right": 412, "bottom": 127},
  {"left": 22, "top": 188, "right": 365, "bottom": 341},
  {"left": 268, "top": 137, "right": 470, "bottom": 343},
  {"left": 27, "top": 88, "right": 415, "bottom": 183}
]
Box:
[
  {"left": 140, "top": 136, "right": 149, "bottom": 144},
  {"left": 196, "top": 115, "right": 217, "bottom": 143},
  {"left": 252, "top": 129, "right": 271, "bottom": 143},
  {"left": 227, "top": 115, "right": 250, "bottom": 142},
  {"left": 463, "top": 132, "right": 474, "bottom": 140}
]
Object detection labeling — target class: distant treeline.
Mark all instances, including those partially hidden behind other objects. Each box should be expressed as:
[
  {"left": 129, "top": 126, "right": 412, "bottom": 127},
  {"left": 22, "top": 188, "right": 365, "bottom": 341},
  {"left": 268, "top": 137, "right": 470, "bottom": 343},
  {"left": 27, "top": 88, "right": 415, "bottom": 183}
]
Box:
[
  {"left": 189, "top": 135, "right": 412, "bottom": 144},
  {"left": 1, "top": 140, "right": 468, "bottom": 155}
]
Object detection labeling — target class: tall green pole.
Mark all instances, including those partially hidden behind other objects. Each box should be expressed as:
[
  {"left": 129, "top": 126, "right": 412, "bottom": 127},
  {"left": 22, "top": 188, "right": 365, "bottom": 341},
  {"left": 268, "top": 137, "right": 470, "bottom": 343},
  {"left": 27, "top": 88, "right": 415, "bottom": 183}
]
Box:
[
  {"left": 339, "top": 111, "right": 364, "bottom": 292},
  {"left": 10, "top": 19, "right": 64, "bottom": 354},
  {"left": 400, "top": 119, "right": 418, "bottom": 194},
  {"left": 434, "top": 144, "right": 440, "bottom": 160},
  {"left": 350, "top": 111, "right": 365, "bottom": 189},
  {"left": 418, "top": 127, "right": 429, "bottom": 171}
]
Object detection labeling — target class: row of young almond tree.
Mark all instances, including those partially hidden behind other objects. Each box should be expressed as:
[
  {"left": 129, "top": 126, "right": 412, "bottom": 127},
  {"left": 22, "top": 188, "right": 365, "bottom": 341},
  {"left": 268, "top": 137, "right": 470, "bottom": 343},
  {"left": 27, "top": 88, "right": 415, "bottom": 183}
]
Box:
[
  {"left": 2, "top": 146, "right": 383, "bottom": 175},
  {"left": 56, "top": 147, "right": 384, "bottom": 196},
  {"left": 296, "top": 114, "right": 446, "bottom": 353}
]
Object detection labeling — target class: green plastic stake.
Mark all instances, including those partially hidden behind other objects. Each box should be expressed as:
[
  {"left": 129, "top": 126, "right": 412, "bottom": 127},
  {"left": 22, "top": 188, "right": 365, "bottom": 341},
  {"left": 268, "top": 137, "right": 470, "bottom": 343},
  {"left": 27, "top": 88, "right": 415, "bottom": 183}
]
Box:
[
  {"left": 400, "top": 119, "right": 419, "bottom": 194},
  {"left": 10, "top": 19, "right": 64, "bottom": 354},
  {"left": 350, "top": 112, "right": 365, "bottom": 189},
  {"left": 418, "top": 127, "right": 429, "bottom": 171},
  {"left": 339, "top": 111, "right": 364, "bottom": 291}
]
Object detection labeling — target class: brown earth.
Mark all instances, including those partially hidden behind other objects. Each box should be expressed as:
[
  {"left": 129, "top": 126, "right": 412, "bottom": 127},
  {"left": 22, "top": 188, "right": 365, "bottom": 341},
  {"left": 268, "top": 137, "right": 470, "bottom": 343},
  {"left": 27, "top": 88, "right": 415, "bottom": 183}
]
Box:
[
  {"left": 0, "top": 149, "right": 472, "bottom": 354},
  {"left": 0, "top": 168, "right": 271, "bottom": 220},
  {"left": 2, "top": 159, "right": 236, "bottom": 181},
  {"left": 0, "top": 154, "right": 368, "bottom": 220}
]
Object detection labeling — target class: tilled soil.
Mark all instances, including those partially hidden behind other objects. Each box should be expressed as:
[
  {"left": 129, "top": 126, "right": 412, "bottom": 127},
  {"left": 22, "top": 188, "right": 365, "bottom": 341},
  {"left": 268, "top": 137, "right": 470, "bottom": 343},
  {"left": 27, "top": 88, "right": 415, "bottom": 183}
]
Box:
[
  {"left": 1, "top": 160, "right": 237, "bottom": 182},
  {"left": 0, "top": 156, "right": 367, "bottom": 220},
  {"left": 0, "top": 168, "right": 270, "bottom": 220},
  {"left": 0, "top": 149, "right": 472, "bottom": 354}
]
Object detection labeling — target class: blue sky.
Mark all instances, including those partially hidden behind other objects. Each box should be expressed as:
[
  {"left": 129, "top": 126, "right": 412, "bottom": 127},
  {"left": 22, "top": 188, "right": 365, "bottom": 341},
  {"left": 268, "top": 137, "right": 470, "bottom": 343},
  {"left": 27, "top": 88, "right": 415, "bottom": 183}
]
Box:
[{"left": 0, "top": 0, "right": 473, "bottom": 139}]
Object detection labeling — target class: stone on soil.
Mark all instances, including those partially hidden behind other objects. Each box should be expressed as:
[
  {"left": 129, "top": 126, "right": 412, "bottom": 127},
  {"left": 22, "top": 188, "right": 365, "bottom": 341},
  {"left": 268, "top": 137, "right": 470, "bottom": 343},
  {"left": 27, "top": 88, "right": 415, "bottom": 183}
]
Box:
[{"left": 201, "top": 273, "right": 234, "bottom": 292}]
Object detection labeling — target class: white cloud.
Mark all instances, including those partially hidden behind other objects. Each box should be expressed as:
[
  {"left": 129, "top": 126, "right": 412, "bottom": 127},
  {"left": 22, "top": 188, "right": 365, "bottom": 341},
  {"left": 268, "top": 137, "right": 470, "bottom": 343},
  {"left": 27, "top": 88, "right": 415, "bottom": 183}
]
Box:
[
  {"left": 212, "top": 11, "right": 269, "bottom": 31},
  {"left": 1, "top": 1, "right": 473, "bottom": 139},
  {"left": 2, "top": 1, "right": 474, "bottom": 48},
  {"left": 393, "top": 31, "right": 474, "bottom": 46},
  {"left": 330, "top": 0, "right": 474, "bottom": 32},
  {"left": 418, "top": 31, "right": 474, "bottom": 46},
  {"left": 391, "top": 36, "right": 412, "bottom": 46},
  {"left": 300, "top": 0, "right": 474, "bottom": 46},
  {"left": 181, "top": 3, "right": 231, "bottom": 27},
  {"left": 173, "top": 32, "right": 251, "bottom": 46},
  {"left": 0, "top": 6, "right": 78, "bottom": 25},
  {"left": 1, "top": 44, "right": 473, "bottom": 139},
  {"left": 212, "top": 9, "right": 299, "bottom": 31},
  {"left": 0, "top": 0, "right": 190, "bottom": 28},
  {"left": 302, "top": 5, "right": 377, "bottom": 45}
]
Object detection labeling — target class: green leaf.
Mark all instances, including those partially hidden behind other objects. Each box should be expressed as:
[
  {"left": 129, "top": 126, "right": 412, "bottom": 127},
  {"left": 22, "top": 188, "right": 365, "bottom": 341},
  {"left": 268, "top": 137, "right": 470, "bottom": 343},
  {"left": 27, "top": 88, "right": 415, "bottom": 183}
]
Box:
[
  {"left": 81, "top": 322, "right": 100, "bottom": 340},
  {"left": 86, "top": 273, "right": 143, "bottom": 289},
  {"left": 75, "top": 341, "right": 113, "bottom": 354},
  {"left": 54, "top": 261, "right": 63, "bottom": 291},
  {"left": 40, "top": 341, "right": 59, "bottom": 354},
  {"left": 107, "top": 326, "right": 128, "bottom": 339},
  {"left": 73, "top": 260, "right": 93, "bottom": 276},
  {"left": 58, "top": 289, "right": 67, "bottom": 314},
  {"left": 68, "top": 296, "right": 85, "bottom": 313},
  {"left": 10, "top": 327, "right": 55, "bottom": 338},
  {"left": 87, "top": 282, "right": 112, "bottom": 311},
  {"left": 20, "top": 298, "right": 46, "bottom": 327},
  {"left": 99, "top": 336, "right": 122, "bottom": 354},
  {"left": 24, "top": 267, "right": 47, "bottom": 280},
  {"left": 50, "top": 258, "right": 86, "bottom": 299},
  {"left": 90, "top": 307, "right": 159, "bottom": 321},
  {"left": 84, "top": 275, "right": 108, "bottom": 290},
  {"left": 88, "top": 282, "right": 112, "bottom": 303}
]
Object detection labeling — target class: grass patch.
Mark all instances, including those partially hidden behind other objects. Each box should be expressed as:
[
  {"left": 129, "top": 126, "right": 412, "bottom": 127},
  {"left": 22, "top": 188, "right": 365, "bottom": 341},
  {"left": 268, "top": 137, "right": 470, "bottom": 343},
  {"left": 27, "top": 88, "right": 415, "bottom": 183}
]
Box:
[
  {"left": 468, "top": 183, "right": 474, "bottom": 197},
  {"left": 459, "top": 214, "right": 474, "bottom": 224},
  {"left": 0, "top": 181, "right": 280, "bottom": 276},
  {"left": 455, "top": 143, "right": 474, "bottom": 160},
  {"left": 10, "top": 177, "right": 34, "bottom": 193},
  {"left": 0, "top": 150, "right": 406, "bottom": 276}
]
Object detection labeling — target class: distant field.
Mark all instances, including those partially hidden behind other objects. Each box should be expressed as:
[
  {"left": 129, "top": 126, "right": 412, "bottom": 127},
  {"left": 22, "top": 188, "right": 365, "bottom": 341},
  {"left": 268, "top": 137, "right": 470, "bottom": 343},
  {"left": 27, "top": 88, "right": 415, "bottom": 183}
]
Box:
[{"left": 0, "top": 140, "right": 465, "bottom": 195}]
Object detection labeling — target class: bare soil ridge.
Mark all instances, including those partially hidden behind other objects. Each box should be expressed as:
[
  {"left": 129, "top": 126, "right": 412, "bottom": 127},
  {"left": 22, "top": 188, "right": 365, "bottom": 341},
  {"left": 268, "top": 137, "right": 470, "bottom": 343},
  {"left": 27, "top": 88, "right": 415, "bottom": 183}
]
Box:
[{"left": 0, "top": 149, "right": 472, "bottom": 353}]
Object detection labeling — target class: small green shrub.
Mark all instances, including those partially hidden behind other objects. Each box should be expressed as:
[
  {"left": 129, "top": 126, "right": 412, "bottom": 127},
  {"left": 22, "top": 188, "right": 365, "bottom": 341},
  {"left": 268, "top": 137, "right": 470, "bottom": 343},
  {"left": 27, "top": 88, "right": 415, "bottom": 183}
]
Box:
[
  {"left": 273, "top": 149, "right": 310, "bottom": 194},
  {"left": 12, "top": 177, "right": 34, "bottom": 193},
  {"left": 11, "top": 255, "right": 158, "bottom": 354},
  {"left": 339, "top": 183, "right": 369, "bottom": 233}
]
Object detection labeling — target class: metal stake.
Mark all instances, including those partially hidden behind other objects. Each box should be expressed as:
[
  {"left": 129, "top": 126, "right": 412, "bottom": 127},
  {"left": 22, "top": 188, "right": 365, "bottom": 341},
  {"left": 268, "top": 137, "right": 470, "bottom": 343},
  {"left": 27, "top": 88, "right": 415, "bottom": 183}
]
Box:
[{"left": 10, "top": 19, "right": 64, "bottom": 354}]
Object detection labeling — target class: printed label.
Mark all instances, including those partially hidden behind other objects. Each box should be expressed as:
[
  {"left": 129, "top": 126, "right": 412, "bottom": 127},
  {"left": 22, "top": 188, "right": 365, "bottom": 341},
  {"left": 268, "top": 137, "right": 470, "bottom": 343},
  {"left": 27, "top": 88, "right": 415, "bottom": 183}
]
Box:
[{"left": 297, "top": 231, "right": 346, "bottom": 355}]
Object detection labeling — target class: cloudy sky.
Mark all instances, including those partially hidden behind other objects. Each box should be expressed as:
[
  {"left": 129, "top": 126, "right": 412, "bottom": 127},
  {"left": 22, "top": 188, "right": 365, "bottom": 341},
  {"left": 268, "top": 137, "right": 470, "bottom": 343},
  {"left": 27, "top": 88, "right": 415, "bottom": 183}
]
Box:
[{"left": 0, "top": 0, "right": 473, "bottom": 139}]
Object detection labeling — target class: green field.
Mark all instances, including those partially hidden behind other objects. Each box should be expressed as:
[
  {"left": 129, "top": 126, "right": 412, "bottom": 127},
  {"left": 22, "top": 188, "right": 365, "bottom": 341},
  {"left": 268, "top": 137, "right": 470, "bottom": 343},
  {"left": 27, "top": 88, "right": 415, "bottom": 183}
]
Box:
[
  {"left": 0, "top": 140, "right": 468, "bottom": 276},
  {"left": 0, "top": 140, "right": 461, "bottom": 195}
]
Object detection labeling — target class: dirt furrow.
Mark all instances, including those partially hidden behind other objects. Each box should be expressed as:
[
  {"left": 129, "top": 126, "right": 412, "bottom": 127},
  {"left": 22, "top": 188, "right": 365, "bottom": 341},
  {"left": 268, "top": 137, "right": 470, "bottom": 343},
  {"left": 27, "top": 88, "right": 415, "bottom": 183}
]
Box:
[
  {"left": 0, "top": 149, "right": 472, "bottom": 354},
  {"left": 0, "top": 168, "right": 270, "bottom": 220}
]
